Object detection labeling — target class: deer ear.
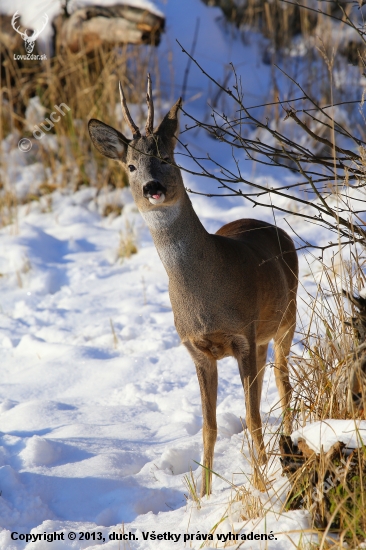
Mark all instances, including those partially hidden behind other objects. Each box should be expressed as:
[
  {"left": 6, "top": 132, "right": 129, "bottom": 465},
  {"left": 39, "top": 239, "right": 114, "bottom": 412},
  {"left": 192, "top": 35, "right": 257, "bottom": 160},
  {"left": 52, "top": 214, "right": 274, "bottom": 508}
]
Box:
[
  {"left": 88, "top": 119, "right": 130, "bottom": 162},
  {"left": 155, "top": 98, "right": 182, "bottom": 146}
]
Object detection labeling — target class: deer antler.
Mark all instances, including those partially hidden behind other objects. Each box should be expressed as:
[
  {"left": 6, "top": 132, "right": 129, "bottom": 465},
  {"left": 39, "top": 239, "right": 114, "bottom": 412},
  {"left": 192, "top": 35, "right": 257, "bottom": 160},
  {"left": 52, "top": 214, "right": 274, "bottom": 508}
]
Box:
[
  {"left": 145, "top": 74, "right": 154, "bottom": 136},
  {"left": 11, "top": 12, "right": 28, "bottom": 40},
  {"left": 29, "top": 13, "right": 49, "bottom": 41},
  {"left": 119, "top": 81, "right": 141, "bottom": 139}
]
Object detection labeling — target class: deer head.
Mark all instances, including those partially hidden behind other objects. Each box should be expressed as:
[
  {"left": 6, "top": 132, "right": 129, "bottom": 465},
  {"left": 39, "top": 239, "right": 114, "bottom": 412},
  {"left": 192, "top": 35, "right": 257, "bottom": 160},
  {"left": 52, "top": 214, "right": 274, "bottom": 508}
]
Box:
[
  {"left": 11, "top": 11, "right": 48, "bottom": 54},
  {"left": 88, "top": 76, "right": 184, "bottom": 215}
]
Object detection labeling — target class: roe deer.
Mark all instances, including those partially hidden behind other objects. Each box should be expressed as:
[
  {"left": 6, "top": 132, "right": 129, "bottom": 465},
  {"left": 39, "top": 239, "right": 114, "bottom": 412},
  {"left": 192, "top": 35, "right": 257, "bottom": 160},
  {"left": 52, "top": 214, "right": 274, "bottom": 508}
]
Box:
[{"left": 88, "top": 76, "right": 298, "bottom": 495}]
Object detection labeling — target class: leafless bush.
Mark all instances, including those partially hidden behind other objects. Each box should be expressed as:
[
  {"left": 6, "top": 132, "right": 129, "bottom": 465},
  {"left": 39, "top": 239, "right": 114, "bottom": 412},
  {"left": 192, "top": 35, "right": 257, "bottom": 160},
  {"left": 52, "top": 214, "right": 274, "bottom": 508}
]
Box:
[{"left": 178, "top": 31, "right": 365, "bottom": 252}]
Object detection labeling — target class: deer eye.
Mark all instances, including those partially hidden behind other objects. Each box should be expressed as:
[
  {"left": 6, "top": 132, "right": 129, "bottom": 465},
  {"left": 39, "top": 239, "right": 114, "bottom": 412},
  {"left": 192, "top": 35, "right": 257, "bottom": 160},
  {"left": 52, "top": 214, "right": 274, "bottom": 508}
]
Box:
[{"left": 128, "top": 164, "right": 136, "bottom": 173}]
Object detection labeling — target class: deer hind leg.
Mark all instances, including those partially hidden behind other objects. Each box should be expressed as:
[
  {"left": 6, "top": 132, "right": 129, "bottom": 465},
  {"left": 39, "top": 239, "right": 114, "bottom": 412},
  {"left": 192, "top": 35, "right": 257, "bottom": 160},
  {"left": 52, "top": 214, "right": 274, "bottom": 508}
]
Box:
[
  {"left": 184, "top": 341, "right": 218, "bottom": 496},
  {"left": 233, "top": 335, "right": 267, "bottom": 465},
  {"left": 274, "top": 321, "right": 295, "bottom": 435}
]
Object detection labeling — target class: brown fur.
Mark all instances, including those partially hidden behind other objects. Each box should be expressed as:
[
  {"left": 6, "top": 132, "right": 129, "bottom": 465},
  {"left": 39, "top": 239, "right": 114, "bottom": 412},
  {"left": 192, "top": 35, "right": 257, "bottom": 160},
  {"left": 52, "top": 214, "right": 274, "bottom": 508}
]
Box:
[{"left": 88, "top": 92, "right": 299, "bottom": 496}]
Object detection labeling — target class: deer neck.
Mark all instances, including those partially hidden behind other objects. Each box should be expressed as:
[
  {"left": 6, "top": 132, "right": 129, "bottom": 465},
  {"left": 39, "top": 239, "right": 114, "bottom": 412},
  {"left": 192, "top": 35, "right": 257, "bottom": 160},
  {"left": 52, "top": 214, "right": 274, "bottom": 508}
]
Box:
[{"left": 140, "top": 192, "right": 211, "bottom": 276}]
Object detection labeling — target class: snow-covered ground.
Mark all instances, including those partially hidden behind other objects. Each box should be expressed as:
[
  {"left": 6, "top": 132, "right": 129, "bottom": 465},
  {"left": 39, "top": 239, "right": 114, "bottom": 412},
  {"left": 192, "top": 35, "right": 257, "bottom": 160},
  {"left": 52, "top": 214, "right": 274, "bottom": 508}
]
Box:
[
  {"left": 1, "top": 0, "right": 366, "bottom": 549},
  {"left": 0, "top": 180, "right": 309, "bottom": 549}
]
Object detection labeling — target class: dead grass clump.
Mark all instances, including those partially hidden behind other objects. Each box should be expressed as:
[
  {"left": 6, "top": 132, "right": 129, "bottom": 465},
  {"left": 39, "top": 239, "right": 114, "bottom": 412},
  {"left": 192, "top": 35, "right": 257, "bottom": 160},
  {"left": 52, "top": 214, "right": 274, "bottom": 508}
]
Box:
[
  {"left": 282, "top": 437, "right": 366, "bottom": 546},
  {"left": 202, "top": 0, "right": 314, "bottom": 46},
  {"left": 117, "top": 222, "right": 137, "bottom": 261},
  {"left": 236, "top": 485, "right": 266, "bottom": 521},
  {"left": 183, "top": 468, "right": 201, "bottom": 509},
  {"left": 0, "top": 190, "right": 18, "bottom": 227},
  {"left": 291, "top": 252, "right": 366, "bottom": 424},
  {"left": 1, "top": 39, "right": 161, "bottom": 201},
  {"left": 0, "top": 40, "right": 162, "bottom": 233},
  {"left": 281, "top": 247, "right": 366, "bottom": 545},
  {"left": 103, "top": 204, "right": 123, "bottom": 218}
]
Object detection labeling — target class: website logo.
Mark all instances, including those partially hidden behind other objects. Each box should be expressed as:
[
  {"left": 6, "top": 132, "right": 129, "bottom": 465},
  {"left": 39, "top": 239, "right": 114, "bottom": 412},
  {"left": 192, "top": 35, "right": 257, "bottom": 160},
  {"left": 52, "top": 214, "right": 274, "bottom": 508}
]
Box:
[{"left": 11, "top": 11, "right": 48, "bottom": 55}]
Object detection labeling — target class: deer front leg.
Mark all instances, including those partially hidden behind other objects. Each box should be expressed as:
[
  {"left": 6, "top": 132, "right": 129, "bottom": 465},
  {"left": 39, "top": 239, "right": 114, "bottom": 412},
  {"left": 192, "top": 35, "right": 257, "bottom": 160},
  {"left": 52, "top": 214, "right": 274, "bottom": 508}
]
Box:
[
  {"left": 234, "top": 335, "right": 267, "bottom": 465},
  {"left": 184, "top": 341, "right": 218, "bottom": 496}
]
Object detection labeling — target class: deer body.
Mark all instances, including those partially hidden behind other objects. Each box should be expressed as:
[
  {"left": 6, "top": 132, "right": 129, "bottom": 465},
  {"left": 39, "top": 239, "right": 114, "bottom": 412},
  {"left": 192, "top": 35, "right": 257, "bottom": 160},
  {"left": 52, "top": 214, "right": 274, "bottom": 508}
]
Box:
[
  {"left": 146, "top": 203, "right": 293, "bottom": 344},
  {"left": 89, "top": 79, "right": 298, "bottom": 495}
]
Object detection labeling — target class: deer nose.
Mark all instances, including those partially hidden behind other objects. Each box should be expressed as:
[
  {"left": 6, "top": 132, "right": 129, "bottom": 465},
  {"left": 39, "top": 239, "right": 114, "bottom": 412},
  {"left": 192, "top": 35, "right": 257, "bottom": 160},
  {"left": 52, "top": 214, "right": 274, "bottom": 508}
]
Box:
[{"left": 143, "top": 180, "right": 167, "bottom": 199}]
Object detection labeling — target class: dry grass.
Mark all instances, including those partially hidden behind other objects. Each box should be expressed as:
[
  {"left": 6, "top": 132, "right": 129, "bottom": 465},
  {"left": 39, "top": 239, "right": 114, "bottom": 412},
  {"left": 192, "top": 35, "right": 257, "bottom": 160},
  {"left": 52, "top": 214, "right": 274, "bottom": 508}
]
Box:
[
  {"left": 0, "top": 190, "right": 18, "bottom": 227},
  {"left": 284, "top": 441, "right": 366, "bottom": 547},
  {"left": 203, "top": 0, "right": 316, "bottom": 46},
  {"left": 183, "top": 468, "right": 202, "bottom": 509},
  {"left": 291, "top": 248, "right": 366, "bottom": 424},
  {"left": 275, "top": 227, "right": 366, "bottom": 546},
  {"left": 116, "top": 221, "right": 138, "bottom": 261},
  {"left": 1, "top": 4, "right": 366, "bottom": 546},
  {"left": 0, "top": 40, "right": 162, "bottom": 228}
]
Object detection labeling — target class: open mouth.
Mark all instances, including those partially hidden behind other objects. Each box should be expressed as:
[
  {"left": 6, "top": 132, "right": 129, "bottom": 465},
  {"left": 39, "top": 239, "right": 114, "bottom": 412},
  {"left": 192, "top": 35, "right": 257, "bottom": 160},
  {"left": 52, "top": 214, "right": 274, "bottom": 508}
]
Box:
[
  {"left": 149, "top": 191, "right": 165, "bottom": 204},
  {"left": 143, "top": 181, "right": 167, "bottom": 205}
]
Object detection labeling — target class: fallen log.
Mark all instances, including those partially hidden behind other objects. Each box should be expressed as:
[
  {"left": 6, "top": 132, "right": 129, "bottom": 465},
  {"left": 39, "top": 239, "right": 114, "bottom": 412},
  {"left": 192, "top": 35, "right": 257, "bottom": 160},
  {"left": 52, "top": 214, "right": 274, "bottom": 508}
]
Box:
[{"left": 52, "top": 4, "right": 165, "bottom": 54}]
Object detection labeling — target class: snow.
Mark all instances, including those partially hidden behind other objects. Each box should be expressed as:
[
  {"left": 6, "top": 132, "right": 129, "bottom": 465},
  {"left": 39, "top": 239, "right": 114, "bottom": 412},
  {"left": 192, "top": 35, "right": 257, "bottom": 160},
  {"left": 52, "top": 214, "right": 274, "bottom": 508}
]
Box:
[
  {"left": 292, "top": 420, "right": 366, "bottom": 454},
  {"left": 1, "top": 181, "right": 315, "bottom": 548},
  {"left": 1, "top": 0, "right": 365, "bottom": 548}
]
